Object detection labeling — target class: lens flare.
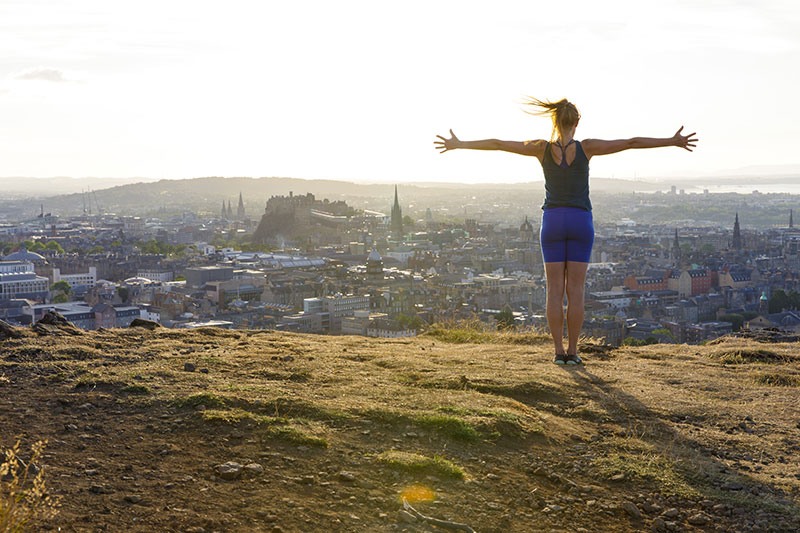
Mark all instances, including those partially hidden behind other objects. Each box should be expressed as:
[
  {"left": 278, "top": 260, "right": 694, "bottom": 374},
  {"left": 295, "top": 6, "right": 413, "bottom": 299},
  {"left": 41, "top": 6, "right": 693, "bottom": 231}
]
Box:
[{"left": 400, "top": 484, "right": 435, "bottom": 503}]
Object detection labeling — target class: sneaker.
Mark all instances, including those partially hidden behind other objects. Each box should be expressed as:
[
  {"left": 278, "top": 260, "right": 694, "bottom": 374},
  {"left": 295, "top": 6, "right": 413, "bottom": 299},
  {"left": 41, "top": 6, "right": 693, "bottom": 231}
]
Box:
[
  {"left": 553, "top": 353, "right": 567, "bottom": 365},
  {"left": 565, "top": 353, "right": 583, "bottom": 365}
]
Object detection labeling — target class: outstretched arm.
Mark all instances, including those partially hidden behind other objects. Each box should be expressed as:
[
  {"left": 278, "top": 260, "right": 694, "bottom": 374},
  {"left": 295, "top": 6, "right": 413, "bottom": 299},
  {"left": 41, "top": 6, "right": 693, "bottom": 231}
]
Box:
[
  {"left": 582, "top": 127, "right": 698, "bottom": 159},
  {"left": 434, "top": 129, "right": 545, "bottom": 157}
]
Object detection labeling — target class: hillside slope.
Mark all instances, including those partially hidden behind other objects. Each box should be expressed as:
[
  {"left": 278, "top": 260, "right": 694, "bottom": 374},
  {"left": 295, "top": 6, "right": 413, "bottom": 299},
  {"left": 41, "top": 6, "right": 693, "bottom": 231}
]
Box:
[{"left": 1, "top": 323, "right": 799, "bottom": 532}]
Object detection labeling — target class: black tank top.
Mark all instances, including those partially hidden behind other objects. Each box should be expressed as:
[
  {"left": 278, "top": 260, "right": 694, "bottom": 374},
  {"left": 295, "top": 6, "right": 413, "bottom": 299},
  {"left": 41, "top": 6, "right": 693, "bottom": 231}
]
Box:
[{"left": 540, "top": 140, "right": 591, "bottom": 211}]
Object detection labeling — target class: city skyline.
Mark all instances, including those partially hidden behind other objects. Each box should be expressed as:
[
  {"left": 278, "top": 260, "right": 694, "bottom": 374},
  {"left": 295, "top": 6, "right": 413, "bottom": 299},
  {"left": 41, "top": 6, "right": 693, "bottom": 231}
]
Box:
[{"left": 1, "top": 1, "right": 799, "bottom": 182}]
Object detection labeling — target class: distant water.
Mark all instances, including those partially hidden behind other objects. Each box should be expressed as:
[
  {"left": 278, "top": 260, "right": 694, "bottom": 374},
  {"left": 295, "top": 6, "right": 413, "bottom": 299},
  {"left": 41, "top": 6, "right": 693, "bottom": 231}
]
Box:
[{"left": 655, "top": 183, "right": 800, "bottom": 195}]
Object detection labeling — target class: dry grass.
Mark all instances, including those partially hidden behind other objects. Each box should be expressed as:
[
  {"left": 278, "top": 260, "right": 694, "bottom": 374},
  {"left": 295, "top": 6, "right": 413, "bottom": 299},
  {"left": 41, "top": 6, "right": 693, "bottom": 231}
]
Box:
[
  {"left": 2, "top": 326, "right": 800, "bottom": 530},
  {"left": 0, "top": 441, "right": 58, "bottom": 532}
]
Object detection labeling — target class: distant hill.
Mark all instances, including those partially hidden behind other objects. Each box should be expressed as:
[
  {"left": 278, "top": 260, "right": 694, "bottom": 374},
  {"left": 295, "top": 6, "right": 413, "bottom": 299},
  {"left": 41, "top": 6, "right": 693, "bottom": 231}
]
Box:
[
  {"left": 0, "top": 176, "right": 157, "bottom": 197},
  {"left": 4, "top": 176, "right": 673, "bottom": 217}
]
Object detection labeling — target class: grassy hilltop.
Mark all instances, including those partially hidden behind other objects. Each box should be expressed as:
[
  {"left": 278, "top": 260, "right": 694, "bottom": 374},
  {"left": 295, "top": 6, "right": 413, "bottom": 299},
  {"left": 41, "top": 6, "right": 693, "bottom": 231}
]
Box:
[{"left": 1, "top": 320, "right": 799, "bottom": 532}]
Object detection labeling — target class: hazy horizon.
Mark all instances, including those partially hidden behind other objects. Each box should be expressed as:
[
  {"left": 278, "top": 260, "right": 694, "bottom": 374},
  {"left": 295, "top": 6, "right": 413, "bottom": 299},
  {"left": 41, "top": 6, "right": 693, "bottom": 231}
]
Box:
[{"left": 2, "top": 1, "right": 799, "bottom": 183}]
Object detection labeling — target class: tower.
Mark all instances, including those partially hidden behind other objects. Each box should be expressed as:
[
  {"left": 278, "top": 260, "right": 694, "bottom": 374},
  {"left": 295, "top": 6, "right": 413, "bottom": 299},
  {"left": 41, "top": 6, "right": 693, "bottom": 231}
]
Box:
[
  {"left": 791, "top": 209, "right": 794, "bottom": 229},
  {"left": 237, "top": 192, "right": 245, "bottom": 220},
  {"left": 366, "top": 248, "right": 384, "bottom": 281},
  {"left": 519, "top": 216, "right": 534, "bottom": 242},
  {"left": 227, "top": 200, "right": 233, "bottom": 219},
  {"left": 732, "top": 212, "right": 742, "bottom": 250},
  {"left": 390, "top": 185, "right": 404, "bottom": 238},
  {"left": 672, "top": 228, "right": 681, "bottom": 266},
  {"left": 221, "top": 200, "right": 228, "bottom": 219}
]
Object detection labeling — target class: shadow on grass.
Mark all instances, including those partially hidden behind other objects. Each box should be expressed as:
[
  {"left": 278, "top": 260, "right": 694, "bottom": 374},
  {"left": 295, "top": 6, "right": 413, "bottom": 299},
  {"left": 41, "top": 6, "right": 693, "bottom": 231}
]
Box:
[{"left": 556, "top": 364, "right": 800, "bottom": 526}]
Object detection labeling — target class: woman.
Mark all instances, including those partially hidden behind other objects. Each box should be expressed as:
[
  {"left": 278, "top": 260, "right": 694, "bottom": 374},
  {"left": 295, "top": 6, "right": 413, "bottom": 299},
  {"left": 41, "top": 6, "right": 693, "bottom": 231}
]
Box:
[{"left": 434, "top": 98, "right": 697, "bottom": 365}]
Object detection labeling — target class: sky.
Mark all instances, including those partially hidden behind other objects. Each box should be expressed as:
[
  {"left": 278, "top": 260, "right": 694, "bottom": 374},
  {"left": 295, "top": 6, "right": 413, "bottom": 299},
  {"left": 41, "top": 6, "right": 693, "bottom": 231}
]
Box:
[{"left": 1, "top": 0, "right": 799, "bottom": 184}]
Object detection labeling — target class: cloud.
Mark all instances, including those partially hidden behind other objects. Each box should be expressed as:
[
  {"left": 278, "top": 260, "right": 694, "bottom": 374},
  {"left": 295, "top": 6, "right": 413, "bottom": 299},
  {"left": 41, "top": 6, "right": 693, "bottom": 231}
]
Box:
[{"left": 15, "top": 68, "right": 68, "bottom": 82}]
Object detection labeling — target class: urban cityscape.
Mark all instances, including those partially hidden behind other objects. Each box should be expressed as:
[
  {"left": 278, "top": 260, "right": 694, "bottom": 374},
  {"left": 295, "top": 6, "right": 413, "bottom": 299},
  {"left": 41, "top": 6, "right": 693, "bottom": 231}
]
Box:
[{"left": 2, "top": 178, "right": 799, "bottom": 346}]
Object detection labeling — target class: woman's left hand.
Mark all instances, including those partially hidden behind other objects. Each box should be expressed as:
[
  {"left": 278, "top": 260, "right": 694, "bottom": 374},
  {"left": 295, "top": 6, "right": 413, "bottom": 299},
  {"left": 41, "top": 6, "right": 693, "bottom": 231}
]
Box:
[{"left": 672, "top": 126, "right": 698, "bottom": 151}]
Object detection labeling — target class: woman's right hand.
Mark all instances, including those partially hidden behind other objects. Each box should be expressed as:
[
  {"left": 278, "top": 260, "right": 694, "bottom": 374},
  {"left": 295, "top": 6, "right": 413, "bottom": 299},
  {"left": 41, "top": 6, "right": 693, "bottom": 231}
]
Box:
[{"left": 434, "top": 129, "right": 461, "bottom": 153}]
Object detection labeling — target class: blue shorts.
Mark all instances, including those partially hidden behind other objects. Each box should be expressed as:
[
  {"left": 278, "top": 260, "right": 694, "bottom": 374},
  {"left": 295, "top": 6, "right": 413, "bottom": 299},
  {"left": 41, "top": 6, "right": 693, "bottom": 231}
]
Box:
[{"left": 540, "top": 207, "right": 594, "bottom": 263}]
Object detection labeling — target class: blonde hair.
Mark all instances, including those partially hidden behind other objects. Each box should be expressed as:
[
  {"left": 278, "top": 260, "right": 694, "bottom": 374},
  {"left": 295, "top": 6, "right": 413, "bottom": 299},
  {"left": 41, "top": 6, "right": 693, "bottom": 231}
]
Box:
[{"left": 523, "top": 97, "right": 581, "bottom": 142}]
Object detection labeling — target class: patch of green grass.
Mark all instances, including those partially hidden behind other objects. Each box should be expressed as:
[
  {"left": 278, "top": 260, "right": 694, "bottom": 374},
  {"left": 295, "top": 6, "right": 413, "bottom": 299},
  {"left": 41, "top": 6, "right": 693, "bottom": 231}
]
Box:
[
  {"left": 265, "top": 426, "right": 328, "bottom": 448},
  {"left": 708, "top": 348, "right": 786, "bottom": 364},
  {"left": 423, "top": 320, "right": 550, "bottom": 345},
  {"left": 174, "top": 392, "right": 226, "bottom": 409},
  {"left": 377, "top": 451, "right": 464, "bottom": 480},
  {"left": 121, "top": 384, "right": 150, "bottom": 394},
  {"left": 414, "top": 414, "right": 480, "bottom": 442},
  {"left": 593, "top": 452, "right": 699, "bottom": 498},
  {"left": 753, "top": 372, "right": 800, "bottom": 387}
]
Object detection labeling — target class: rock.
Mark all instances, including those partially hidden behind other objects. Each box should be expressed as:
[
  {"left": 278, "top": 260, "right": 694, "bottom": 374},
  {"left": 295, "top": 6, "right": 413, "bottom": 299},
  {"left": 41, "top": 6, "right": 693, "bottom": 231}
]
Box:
[
  {"left": 89, "top": 484, "right": 111, "bottom": 494},
  {"left": 301, "top": 475, "right": 315, "bottom": 485},
  {"left": 400, "top": 510, "right": 416, "bottom": 523},
  {"left": 244, "top": 463, "right": 263, "bottom": 476},
  {"left": 217, "top": 462, "right": 243, "bottom": 480},
  {"left": 622, "top": 502, "right": 641, "bottom": 519},
  {"left": 129, "top": 318, "right": 162, "bottom": 330},
  {"left": 0, "top": 319, "right": 27, "bottom": 340},
  {"left": 200, "top": 368, "right": 209, "bottom": 374},
  {"left": 642, "top": 502, "right": 662, "bottom": 514},
  {"left": 123, "top": 494, "right": 142, "bottom": 504},
  {"left": 33, "top": 311, "right": 82, "bottom": 336},
  {"left": 661, "top": 508, "right": 679, "bottom": 519},
  {"left": 610, "top": 473, "right": 625, "bottom": 481},
  {"left": 184, "top": 363, "right": 196, "bottom": 372},
  {"left": 687, "top": 513, "right": 710, "bottom": 525},
  {"left": 338, "top": 471, "right": 355, "bottom": 482},
  {"left": 651, "top": 517, "right": 667, "bottom": 532}
]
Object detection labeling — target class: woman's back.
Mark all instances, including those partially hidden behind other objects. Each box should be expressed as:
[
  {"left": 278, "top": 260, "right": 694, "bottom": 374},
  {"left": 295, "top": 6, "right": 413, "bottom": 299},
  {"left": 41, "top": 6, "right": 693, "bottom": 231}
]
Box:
[{"left": 541, "top": 140, "right": 591, "bottom": 211}]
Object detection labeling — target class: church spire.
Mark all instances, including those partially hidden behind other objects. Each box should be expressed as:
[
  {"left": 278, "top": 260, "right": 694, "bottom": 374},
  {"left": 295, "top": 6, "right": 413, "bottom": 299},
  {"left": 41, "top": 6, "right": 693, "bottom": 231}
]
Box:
[
  {"left": 237, "top": 192, "right": 245, "bottom": 220},
  {"left": 672, "top": 228, "right": 681, "bottom": 265},
  {"left": 791, "top": 209, "right": 794, "bottom": 228},
  {"left": 732, "top": 212, "right": 742, "bottom": 250},
  {"left": 390, "top": 185, "right": 403, "bottom": 239}
]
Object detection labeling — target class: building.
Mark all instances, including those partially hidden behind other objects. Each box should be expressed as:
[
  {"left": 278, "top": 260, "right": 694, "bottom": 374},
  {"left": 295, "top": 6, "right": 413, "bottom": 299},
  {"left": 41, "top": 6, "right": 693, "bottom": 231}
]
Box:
[
  {"left": 185, "top": 266, "right": 235, "bottom": 288},
  {"left": 0, "top": 261, "right": 49, "bottom": 301},
  {"left": 28, "top": 302, "right": 141, "bottom": 330},
  {"left": 52, "top": 266, "right": 97, "bottom": 290},
  {"left": 366, "top": 249, "right": 384, "bottom": 280},
  {"left": 136, "top": 269, "right": 174, "bottom": 283}
]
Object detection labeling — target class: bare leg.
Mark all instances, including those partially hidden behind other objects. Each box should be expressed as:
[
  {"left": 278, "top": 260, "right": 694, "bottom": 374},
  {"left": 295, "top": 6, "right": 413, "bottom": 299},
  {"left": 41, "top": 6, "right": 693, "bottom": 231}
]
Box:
[
  {"left": 544, "top": 262, "right": 567, "bottom": 354},
  {"left": 565, "top": 261, "right": 589, "bottom": 355}
]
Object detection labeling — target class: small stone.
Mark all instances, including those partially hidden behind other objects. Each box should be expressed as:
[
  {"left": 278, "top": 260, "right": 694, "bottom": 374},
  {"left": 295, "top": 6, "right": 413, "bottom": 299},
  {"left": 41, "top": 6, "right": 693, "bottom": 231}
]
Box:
[
  {"left": 123, "top": 494, "right": 142, "bottom": 504},
  {"left": 244, "top": 463, "right": 264, "bottom": 476},
  {"left": 610, "top": 473, "right": 625, "bottom": 481},
  {"left": 89, "top": 484, "right": 110, "bottom": 494},
  {"left": 651, "top": 517, "right": 667, "bottom": 532},
  {"left": 301, "top": 475, "right": 315, "bottom": 484},
  {"left": 84, "top": 469, "right": 98, "bottom": 476},
  {"left": 65, "top": 424, "right": 78, "bottom": 431},
  {"left": 642, "top": 502, "right": 662, "bottom": 514},
  {"left": 338, "top": 471, "right": 355, "bottom": 482},
  {"left": 399, "top": 510, "right": 416, "bottom": 523},
  {"left": 184, "top": 363, "right": 196, "bottom": 372},
  {"left": 661, "top": 508, "right": 679, "bottom": 519},
  {"left": 486, "top": 473, "right": 500, "bottom": 480},
  {"left": 200, "top": 368, "right": 209, "bottom": 374},
  {"left": 687, "top": 513, "right": 710, "bottom": 525},
  {"left": 544, "top": 504, "right": 564, "bottom": 512},
  {"left": 622, "top": 502, "right": 641, "bottom": 519},
  {"left": 217, "top": 461, "right": 242, "bottom": 480}
]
